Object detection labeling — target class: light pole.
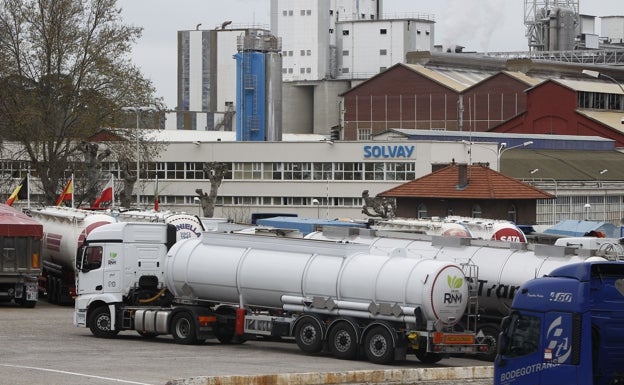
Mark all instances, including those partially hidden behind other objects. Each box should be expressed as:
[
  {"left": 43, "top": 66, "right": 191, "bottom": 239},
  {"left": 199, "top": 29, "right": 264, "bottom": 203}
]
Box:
[
  {"left": 122, "top": 106, "right": 155, "bottom": 207},
  {"left": 312, "top": 198, "right": 320, "bottom": 218},
  {"left": 497, "top": 141, "right": 533, "bottom": 172},
  {"left": 194, "top": 196, "right": 201, "bottom": 217},
  {"left": 582, "top": 69, "right": 624, "bottom": 94}
]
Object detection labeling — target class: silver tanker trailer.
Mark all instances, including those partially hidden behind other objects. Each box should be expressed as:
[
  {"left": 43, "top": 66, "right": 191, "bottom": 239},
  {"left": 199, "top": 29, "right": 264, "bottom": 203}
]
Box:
[{"left": 74, "top": 222, "right": 490, "bottom": 364}]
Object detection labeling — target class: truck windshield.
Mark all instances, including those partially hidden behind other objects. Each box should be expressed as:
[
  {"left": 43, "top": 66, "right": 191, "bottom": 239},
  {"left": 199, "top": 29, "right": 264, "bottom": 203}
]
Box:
[{"left": 502, "top": 312, "right": 540, "bottom": 357}]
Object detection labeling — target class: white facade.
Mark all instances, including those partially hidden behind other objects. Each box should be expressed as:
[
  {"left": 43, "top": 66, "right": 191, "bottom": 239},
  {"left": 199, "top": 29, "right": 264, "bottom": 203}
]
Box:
[
  {"left": 601, "top": 16, "right": 624, "bottom": 45},
  {"left": 121, "top": 130, "right": 495, "bottom": 221},
  {"left": 337, "top": 19, "right": 434, "bottom": 76}
]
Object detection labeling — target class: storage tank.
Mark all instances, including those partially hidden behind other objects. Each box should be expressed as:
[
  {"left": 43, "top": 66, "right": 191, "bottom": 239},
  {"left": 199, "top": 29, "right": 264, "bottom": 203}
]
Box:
[
  {"left": 114, "top": 210, "right": 204, "bottom": 241},
  {"left": 165, "top": 233, "right": 470, "bottom": 327},
  {"left": 30, "top": 206, "right": 116, "bottom": 268},
  {"left": 305, "top": 230, "right": 604, "bottom": 317}
]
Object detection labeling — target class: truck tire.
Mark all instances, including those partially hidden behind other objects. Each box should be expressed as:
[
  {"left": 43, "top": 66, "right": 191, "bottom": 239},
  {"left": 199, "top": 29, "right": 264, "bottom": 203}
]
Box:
[
  {"left": 294, "top": 316, "right": 323, "bottom": 354},
  {"left": 414, "top": 349, "right": 444, "bottom": 364},
  {"left": 89, "top": 306, "right": 119, "bottom": 338},
  {"left": 171, "top": 312, "right": 200, "bottom": 345},
  {"left": 17, "top": 296, "right": 37, "bottom": 308},
  {"left": 477, "top": 323, "right": 500, "bottom": 362},
  {"left": 214, "top": 306, "right": 236, "bottom": 344},
  {"left": 328, "top": 321, "right": 359, "bottom": 360},
  {"left": 364, "top": 325, "right": 395, "bottom": 364}
]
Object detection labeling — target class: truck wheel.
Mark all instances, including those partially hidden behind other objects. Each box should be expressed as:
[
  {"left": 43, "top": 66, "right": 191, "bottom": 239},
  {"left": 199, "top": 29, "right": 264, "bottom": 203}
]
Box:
[
  {"left": 414, "top": 349, "right": 444, "bottom": 364},
  {"left": 17, "top": 296, "right": 37, "bottom": 308},
  {"left": 294, "top": 317, "right": 323, "bottom": 354},
  {"left": 364, "top": 325, "right": 395, "bottom": 364},
  {"left": 214, "top": 307, "right": 236, "bottom": 344},
  {"left": 477, "top": 323, "right": 500, "bottom": 362},
  {"left": 328, "top": 321, "right": 359, "bottom": 360},
  {"left": 171, "top": 312, "right": 199, "bottom": 345},
  {"left": 89, "top": 306, "right": 119, "bottom": 338}
]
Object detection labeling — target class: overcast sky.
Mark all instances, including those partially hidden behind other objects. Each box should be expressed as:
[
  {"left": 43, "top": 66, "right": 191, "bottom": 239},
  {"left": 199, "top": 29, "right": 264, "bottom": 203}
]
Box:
[{"left": 116, "top": 0, "right": 623, "bottom": 109}]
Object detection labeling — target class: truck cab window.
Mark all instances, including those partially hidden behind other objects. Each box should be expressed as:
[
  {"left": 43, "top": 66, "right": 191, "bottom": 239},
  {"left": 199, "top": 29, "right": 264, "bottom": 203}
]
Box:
[
  {"left": 503, "top": 313, "right": 540, "bottom": 357},
  {"left": 84, "top": 246, "right": 103, "bottom": 270}
]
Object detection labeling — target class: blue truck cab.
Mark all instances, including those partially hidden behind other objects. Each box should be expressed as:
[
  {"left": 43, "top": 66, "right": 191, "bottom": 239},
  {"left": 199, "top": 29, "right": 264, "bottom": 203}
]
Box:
[{"left": 494, "top": 261, "right": 624, "bottom": 385}]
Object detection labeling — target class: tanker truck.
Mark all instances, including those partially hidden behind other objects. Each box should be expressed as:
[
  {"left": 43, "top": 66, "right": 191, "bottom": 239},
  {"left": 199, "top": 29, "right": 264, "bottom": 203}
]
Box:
[
  {"left": 0, "top": 204, "right": 42, "bottom": 307},
  {"left": 30, "top": 207, "right": 204, "bottom": 304},
  {"left": 305, "top": 227, "right": 624, "bottom": 359},
  {"left": 29, "top": 206, "right": 116, "bottom": 304},
  {"left": 494, "top": 261, "right": 624, "bottom": 385},
  {"left": 74, "top": 222, "right": 491, "bottom": 364}
]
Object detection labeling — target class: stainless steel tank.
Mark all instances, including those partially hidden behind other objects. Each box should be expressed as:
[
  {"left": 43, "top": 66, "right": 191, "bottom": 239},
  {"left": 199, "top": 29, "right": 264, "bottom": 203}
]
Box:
[{"left": 165, "top": 232, "right": 469, "bottom": 326}]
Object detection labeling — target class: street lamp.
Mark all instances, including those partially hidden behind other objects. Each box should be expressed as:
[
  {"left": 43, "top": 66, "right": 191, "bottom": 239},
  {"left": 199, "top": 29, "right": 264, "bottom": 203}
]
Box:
[
  {"left": 312, "top": 198, "right": 320, "bottom": 218},
  {"left": 497, "top": 141, "right": 533, "bottom": 172},
  {"left": 122, "top": 106, "right": 155, "bottom": 207},
  {"left": 582, "top": 69, "right": 624, "bottom": 94},
  {"left": 584, "top": 203, "right": 591, "bottom": 221},
  {"left": 193, "top": 196, "right": 201, "bottom": 217}
]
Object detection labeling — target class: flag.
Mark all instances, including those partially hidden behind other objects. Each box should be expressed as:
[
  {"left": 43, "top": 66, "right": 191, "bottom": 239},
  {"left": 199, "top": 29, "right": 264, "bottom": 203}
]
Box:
[
  {"left": 93, "top": 175, "right": 114, "bottom": 208},
  {"left": 55, "top": 177, "right": 74, "bottom": 206},
  {"left": 5, "top": 176, "right": 28, "bottom": 206},
  {"left": 154, "top": 175, "right": 159, "bottom": 211}
]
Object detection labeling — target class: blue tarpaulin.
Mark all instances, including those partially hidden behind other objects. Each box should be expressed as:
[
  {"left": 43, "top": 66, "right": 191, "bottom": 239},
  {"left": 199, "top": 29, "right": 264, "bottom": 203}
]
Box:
[{"left": 543, "top": 220, "right": 618, "bottom": 238}]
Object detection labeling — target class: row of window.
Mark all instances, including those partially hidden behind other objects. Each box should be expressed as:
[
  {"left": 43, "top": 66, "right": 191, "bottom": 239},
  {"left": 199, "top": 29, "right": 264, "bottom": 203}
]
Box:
[
  {"left": 416, "top": 204, "right": 518, "bottom": 223},
  {"left": 282, "top": 10, "right": 312, "bottom": 16},
  {"left": 282, "top": 50, "right": 312, "bottom": 57},
  {"left": 282, "top": 67, "right": 312, "bottom": 74},
  {"left": 578, "top": 91, "right": 624, "bottom": 111},
  {"left": 343, "top": 49, "right": 387, "bottom": 56},
  {"left": 95, "top": 161, "right": 418, "bottom": 182}
]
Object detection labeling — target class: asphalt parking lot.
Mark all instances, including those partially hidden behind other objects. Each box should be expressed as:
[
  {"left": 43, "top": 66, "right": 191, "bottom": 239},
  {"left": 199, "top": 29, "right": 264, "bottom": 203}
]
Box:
[{"left": 0, "top": 300, "right": 492, "bottom": 385}]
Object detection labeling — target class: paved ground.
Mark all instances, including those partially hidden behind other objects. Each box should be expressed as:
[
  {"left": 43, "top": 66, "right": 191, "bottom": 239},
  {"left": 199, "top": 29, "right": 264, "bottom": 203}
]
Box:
[{"left": 0, "top": 301, "right": 493, "bottom": 385}]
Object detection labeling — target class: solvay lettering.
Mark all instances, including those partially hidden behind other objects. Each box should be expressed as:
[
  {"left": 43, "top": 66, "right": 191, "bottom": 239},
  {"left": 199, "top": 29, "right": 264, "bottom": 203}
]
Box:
[{"left": 363, "top": 145, "right": 415, "bottom": 158}]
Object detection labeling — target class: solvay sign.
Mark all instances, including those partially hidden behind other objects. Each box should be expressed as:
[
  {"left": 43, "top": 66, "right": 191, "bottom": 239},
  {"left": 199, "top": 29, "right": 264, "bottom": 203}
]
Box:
[{"left": 363, "top": 145, "right": 415, "bottom": 159}]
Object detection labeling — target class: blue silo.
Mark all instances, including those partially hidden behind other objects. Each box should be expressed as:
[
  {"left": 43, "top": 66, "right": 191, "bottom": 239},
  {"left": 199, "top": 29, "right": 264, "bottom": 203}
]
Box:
[{"left": 235, "top": 33, "right": 282, "bottom": 141}]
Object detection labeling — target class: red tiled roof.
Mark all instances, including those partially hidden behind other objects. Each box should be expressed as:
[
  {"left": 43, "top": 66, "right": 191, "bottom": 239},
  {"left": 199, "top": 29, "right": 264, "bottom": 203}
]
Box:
[{"left": 378, "top": 164, "right": 554, "bottom": 200}]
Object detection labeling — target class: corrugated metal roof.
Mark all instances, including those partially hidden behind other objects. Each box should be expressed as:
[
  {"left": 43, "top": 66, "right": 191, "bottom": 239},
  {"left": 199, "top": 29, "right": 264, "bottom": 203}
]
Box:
[
  {"left": 129, "top": 129, "right": 327, "bottom": 143},
  {"left": 577, "top": 110, "right": 624, "bottom": 133},
  {"left": 501, "top": 71, "right": 543, "bottom": 86},
  {"left": 402, "top": 64, "right": 491, "bottom": 92},
  {"left": 553, "top": 78, "right": 624, "bottom": 94}
]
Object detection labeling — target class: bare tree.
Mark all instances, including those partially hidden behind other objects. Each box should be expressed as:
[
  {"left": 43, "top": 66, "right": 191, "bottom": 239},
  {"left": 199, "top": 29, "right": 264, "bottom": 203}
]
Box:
[
  {"left": 195, "top": 162, "right": 229, "bottom": 217},
  {"left": 0, "top": 0, "right": 159, "bottom": 204}
]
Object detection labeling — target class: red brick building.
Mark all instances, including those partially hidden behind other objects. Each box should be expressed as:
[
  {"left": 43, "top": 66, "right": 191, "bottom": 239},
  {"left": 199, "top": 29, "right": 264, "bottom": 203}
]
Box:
[
  {"left": 490, "top": 79, "right": 624, "bottom": 147},
  {"left": 377, "top": 163, "right": 553, "bottom": 224}
]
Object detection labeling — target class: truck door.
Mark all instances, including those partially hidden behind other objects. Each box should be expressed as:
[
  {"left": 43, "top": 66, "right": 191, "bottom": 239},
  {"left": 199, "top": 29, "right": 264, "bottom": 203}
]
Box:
[
  {"left": 76, "top": 245, "right": 105, "bottom": 295},
  {"left": 496, "top": 311, "right": 585, "bottom": 385},
  {"left": 102, "top": 243, "right": 122, "bottom": 294}
]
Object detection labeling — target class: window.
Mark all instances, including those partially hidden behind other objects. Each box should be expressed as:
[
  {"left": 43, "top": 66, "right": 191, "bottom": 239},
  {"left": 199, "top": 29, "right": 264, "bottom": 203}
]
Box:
[
  {"left": 508, "top": 205, "right": 518, "bottom": 223},
  {"left": 343, "top": 30, "right": 350, "bottom": 36},
  {"left": 380, "top": 49, "right": 387, "bottom": 55},
  {"left": 357, "top": 128, "right": 372, "bottom": 141},
  {"left": 501, "top": 313, "right": 540, "bottom": 358},
  {"left": 288, "top": 51, "right": 293, "bottom": 56},
  {"left": 306, "top": 67, "right": 311, "bottom": 73},
  {"left": 306, "top": 50, "right": 311, "bottom": 56},
  {"left": 288, "top": 10, "right": 293, "bottom": 16},
  {"left": 472, "top": 204, "right": 482, "bottom": 218},
  {"left": 306, "top": 10, "right": 311, "bottom": 15},
  {"left": 288, "top": 68, "right": 293, "bottom": 73},
  {"left": 300, "top": 50, "right": 306, "bottom": 56},
  {"left": 300, "top": 68, "right": 305, "bottom": 74},
  {"left": 380, "top": 28, "right": 387, "bottom": 34},
  {"left": 84, "top": 246, "right": 103, "bottom": 270},
  {"left": 342, "top": 67, "right": 350, "bottom": 73},
  {"left": 282, "top": 10, "right": 287, "bottom": 16},
  {"left": 418, "top": 204, "right": 428, "bottom": 219},
  {"left": 300, "top": 10, "right": 305, "bottom": 16},
  {"left": 342, "top": 50, "right": 349, "bottom": 56}
]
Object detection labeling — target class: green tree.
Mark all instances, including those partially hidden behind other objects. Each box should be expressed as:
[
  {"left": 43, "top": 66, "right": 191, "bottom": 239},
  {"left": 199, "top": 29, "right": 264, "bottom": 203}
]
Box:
[{"left": 0, "top": 0, "right": 160, "bottom": 205}]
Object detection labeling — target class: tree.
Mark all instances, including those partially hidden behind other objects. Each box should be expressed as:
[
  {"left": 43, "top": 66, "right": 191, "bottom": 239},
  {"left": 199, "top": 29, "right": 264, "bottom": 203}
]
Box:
[
  {"left": 196, "top": 162, "right": 229, "bottom": 217},
  {"left": 0, "top": 0, "right": 160, "bottom": 205}
]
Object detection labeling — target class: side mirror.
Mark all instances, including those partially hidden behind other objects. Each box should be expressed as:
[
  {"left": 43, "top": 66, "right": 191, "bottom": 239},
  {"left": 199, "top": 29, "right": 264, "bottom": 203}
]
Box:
[{"left": 75, "top": 246, "right": 85, "bottom": 271}]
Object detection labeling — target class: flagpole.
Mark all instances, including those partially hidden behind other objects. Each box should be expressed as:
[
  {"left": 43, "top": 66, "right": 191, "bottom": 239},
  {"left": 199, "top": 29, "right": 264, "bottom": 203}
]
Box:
[
  {"left": 71, "top": 173, "right": 74, "bottom": 208},
  {"left": 111, "top": 174, "right": 115, "bottom": 211},
  {"left": 27, "top": 170, "right": 31, "bottom": 210}
]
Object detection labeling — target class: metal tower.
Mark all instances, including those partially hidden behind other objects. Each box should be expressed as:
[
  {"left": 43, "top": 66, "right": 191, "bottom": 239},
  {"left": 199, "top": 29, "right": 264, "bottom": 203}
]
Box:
[{"left": 524, "top": 0, "right": 580, "bottom": 51}]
